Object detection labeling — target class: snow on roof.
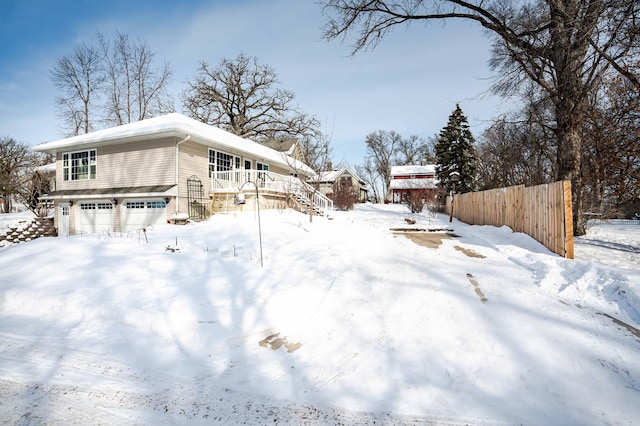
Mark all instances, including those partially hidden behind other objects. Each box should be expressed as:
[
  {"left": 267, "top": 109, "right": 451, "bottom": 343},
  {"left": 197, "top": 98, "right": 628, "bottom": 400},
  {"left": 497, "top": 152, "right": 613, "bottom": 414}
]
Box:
[
  {"left": 33, "top": 113, "right": 314, "bottom": 175},
  {"left": 310, "top": 167, "right": 364, "bottom": 183},
  {"left": 260, "top": 139, "right": 298, "bottom": 155},
  {"left": 34, "top": 163, "right": 56, "bottom": 174},
  {"left": 391, "top": 164, "right": 436, "bottom": 176},
  {"left": 389, "top": 178, "right": 437, "bottom": 190},
  {"left": 313, "top": 170, "right": 342, "bottom": 182}
]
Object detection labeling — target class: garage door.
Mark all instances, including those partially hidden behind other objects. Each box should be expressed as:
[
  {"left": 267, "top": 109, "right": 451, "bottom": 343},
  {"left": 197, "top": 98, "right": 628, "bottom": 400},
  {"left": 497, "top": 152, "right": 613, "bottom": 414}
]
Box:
[
  {"left": 78, "top": 201, "right": 114, "bottom": 234},
  {"left": 121, "top": 199, "right": 167, "bottom": 232}
]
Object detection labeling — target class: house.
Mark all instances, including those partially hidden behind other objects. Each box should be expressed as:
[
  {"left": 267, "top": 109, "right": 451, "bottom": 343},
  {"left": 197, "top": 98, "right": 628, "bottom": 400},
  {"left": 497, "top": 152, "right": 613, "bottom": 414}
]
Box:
[
  {"left": 389, "top": 164, "right": 438, "bottom": 203},
  {"left": 310, "top": 167, "right": 368, "bottom": 203},
  {"left": 34, "top": 113, "right": 333, "bottom": 236},
  {"left": 260, "top": 138, "right": 306, "bottom": 164}
]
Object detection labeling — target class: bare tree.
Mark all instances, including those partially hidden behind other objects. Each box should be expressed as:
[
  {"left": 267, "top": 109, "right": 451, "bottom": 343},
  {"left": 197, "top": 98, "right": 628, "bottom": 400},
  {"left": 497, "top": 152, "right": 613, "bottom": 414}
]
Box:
[
  {"left": 299, "top": 132, "right": 334, "bottom": 174},
  {"left": 583, "top": 71, "right": 640, "bottom": 218},
  {"left": 182, "top": 53, "right": 321, "bottom": 141},
  {"left": 364, "top": 130, "right": 401, "bottom": 201},
  {"left": 99, "top": 31, "right": 173, "bottom": 126},
  {"left": 395, "top": 134, "right": 435, "bottom": 165},
  {"left": 50, "top": 43, "right": 103, "bottom": 135},
  {"left": 18, "top": 161, "right": 54, "bottom": 217},
  {"left": 298, "top": 117, "right": 336, "bottom": 173},
  {"left": 477, "top": 91, "right": 557, "bottom": 189},
  {"left": 0, "top": 137, "right": 41, "bottom": 213},
  {"left": 321, "top": 0, "right": 640, "bottom": 235},
  {"left": 51, "top": 31, "right": 174, "bottom": 134},
  {"left": 355, "top": 162, "right": 380, "bottom": 203}
]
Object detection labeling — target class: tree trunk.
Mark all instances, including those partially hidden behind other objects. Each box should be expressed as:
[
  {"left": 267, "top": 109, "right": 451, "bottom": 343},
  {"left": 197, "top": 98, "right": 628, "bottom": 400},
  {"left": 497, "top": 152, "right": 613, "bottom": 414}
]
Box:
[{"left": 555, "top": 119, "right": 586, "bottom": 236}]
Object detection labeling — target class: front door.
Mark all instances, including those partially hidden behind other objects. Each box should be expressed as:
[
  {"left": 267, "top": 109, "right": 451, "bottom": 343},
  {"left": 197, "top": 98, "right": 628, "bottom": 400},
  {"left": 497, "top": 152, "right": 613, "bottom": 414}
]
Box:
[
  {"left": 59, "top": 203, "right": 70, "bottom": 237},
  {"left": 244, "top": 159, "right": 252, "bottom": 183},
  {"left": 257, "top": 162, "right": 269, "bottom": 187}
]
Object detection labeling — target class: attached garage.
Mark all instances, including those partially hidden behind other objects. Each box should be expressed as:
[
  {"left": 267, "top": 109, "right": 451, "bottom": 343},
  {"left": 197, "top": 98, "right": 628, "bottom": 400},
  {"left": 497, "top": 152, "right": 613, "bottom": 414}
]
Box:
[
  {"left": 121, "top": 199, "right": 167, "bottom": 232},
  {"left": 78, "top": 201, "right": 114, "bottom": 234},
  {"left": 40, "top": 185, "right": 176, "bottom": 236}
]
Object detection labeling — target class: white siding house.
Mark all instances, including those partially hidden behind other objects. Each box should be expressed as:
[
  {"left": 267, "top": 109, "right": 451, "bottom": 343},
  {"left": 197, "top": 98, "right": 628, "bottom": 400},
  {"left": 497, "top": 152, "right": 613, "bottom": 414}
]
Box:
[{"left": 34, "top": 113, "right": 331, "bottom": 236}]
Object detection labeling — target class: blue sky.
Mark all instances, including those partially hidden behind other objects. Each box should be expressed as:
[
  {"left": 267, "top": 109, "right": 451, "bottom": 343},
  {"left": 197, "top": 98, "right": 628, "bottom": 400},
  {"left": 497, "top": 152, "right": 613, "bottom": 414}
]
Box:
[{"left": 0, "top": 0, "right": 506, "bottom": 166}]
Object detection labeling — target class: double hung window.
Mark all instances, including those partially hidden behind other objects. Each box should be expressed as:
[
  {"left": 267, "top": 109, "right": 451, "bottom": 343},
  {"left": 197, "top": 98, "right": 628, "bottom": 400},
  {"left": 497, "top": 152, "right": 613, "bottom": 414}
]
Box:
[{"left": 62, "top": 149, "right": 96, "bottom": 181}]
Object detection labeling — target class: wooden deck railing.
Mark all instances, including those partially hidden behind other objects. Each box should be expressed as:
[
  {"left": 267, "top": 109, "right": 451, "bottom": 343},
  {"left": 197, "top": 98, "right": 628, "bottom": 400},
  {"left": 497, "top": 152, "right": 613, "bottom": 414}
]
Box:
[{"left": 210, "top": 170, "right": 333, "bottom": 213}]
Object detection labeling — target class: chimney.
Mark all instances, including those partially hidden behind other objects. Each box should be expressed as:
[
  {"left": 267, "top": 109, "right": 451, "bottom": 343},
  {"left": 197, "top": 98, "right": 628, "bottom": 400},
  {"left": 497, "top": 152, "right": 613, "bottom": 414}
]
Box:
[{"left": 327, "top": 161, "right": 333, "bottom": 170}]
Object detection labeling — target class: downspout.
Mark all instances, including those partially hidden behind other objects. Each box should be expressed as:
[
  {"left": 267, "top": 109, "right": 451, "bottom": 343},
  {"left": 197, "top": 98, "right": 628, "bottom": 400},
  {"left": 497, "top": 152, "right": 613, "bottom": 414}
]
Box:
[{"left": 175, "top": 135, "right": 191, "bottom": 213}]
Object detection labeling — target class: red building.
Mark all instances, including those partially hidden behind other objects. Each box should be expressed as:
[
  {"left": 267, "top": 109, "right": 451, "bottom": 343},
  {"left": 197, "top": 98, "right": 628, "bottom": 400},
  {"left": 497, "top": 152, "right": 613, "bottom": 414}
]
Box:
[{"left": 390, "top": 164, "right": 438, "bottom": 203}]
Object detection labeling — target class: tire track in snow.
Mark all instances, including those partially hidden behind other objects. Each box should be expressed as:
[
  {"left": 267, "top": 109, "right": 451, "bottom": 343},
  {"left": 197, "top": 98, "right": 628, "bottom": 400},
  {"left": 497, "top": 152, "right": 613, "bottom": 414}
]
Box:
[{"left": 0, "top": 333, "right": 508, "bottom": 425}]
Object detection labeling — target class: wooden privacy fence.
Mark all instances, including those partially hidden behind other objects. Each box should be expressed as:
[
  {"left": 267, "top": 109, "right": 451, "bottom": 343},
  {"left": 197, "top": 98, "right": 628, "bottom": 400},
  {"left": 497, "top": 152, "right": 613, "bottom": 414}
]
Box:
[{"left": 447, "top": 181, "right": 574, "bottom": 258}]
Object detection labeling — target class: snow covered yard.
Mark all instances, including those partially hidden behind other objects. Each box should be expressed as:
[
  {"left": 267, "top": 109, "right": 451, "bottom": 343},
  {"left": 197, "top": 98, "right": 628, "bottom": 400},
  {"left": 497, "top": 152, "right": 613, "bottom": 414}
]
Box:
[{"left": 0, "top": 204, "right": 639, "bottom": 425}]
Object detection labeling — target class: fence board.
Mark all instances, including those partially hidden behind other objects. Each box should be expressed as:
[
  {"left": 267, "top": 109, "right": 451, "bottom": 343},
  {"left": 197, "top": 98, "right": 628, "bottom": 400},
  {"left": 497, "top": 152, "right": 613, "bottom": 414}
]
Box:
[
  {"left": 448, "top": 181, "right": 573, "bottom": 258},
  {"left": 563, "top": 181, "right": 574, "bottom": 259}
]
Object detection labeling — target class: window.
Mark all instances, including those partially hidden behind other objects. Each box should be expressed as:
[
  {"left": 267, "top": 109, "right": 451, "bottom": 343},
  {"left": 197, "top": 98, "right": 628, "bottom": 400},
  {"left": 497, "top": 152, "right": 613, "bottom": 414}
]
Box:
[
  {"left": 62, "top": 149, "right": 96, "bottom": 181},
  {"left": 209, "top": 149, "right": 241, "bottom": 179},
  {"left": 340, "top": 176, "right": 352, "bottom": 187},
  {"left": 256, "top": 162, "right": 269, "bottom": 186},
  {"left": 124, "top": 201, "right": 166, "bottom": 209},
  {"left": 125, "top": 201, "right": 145, "bottom": 209},
  {"left": 147, "top": 201, "right": 166, "bottom": 209},
  {"left": 80, "top": 202, "right": 96, "bottom": 210}
]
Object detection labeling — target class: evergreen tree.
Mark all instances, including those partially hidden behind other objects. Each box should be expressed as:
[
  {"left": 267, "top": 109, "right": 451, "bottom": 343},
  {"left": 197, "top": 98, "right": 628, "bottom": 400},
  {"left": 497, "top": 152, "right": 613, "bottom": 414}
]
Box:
[{"left": 435, "top": 104, "right": 477, "bottom": 194}]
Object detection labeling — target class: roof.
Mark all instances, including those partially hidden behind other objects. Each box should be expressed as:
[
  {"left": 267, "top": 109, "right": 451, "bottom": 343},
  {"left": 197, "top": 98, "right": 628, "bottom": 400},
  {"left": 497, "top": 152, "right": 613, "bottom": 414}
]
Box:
[
  {"left": 40, "top": 185, "right": 177, "bottom": 200},
  {"left": 34, "top": 163, "right": 56, "bottom": 174},
  {"left": 260, "top": 138, "right": 298, "bottom": 155},
  {"left": 33, "top": 113, "right": 314, "bottom": 176},
  {"left": 389, "top": 179, "right": 437, "bottom": 190},
  {"left": 391, "top": 164, "right": 436, "bottom": 176},
  {"left": 310, "top": 167, "right": 364, "bottom": 184}
]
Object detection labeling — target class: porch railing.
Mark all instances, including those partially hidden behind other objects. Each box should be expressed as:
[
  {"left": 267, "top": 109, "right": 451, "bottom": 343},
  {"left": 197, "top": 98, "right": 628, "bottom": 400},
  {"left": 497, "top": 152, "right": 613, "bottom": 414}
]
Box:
[{"left": 210, "top": 170, "right": 333, "bottom": 213}]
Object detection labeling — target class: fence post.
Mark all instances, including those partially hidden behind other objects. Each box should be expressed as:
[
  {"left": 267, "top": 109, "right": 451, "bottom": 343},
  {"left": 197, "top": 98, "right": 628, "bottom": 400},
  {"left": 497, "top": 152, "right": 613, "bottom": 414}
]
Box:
[{"left": 563, "top": 180, "right": 574, "bottom": 259}]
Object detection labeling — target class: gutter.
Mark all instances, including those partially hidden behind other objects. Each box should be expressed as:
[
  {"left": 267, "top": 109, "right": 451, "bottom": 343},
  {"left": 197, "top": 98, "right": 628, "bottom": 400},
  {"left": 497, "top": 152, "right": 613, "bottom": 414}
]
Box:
[{"left": 175, "top": 135, "right": 191, "bottom": 213}]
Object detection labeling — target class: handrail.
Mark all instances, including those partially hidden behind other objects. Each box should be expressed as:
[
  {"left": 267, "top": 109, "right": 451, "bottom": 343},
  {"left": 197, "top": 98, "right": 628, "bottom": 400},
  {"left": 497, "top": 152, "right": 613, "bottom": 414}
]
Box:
[{"left": 210, "top": 170, "right": 333, "bottom": 213}]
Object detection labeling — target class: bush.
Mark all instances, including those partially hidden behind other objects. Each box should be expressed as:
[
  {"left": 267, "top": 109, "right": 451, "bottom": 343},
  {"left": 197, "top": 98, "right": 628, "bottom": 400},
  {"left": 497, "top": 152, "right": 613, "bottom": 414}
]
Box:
[
  {"left": 332, "top": 182, "right": 358, "bottom": 210},
  {"left": 403, "top": 189, "right": 436, "bottom": 214}
]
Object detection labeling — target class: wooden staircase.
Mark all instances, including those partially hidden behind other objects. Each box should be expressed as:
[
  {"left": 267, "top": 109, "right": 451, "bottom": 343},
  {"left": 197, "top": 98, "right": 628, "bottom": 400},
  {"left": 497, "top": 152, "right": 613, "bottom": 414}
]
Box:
[{"left": 289, "top": 193, "right": 325, "bottom": 216}]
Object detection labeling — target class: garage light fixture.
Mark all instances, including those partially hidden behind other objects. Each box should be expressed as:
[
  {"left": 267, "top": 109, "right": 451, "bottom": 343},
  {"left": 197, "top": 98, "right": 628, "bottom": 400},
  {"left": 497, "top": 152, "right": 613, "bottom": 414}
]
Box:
[{"left": 112, "top": 198, "right": 118, "bottom": 205}]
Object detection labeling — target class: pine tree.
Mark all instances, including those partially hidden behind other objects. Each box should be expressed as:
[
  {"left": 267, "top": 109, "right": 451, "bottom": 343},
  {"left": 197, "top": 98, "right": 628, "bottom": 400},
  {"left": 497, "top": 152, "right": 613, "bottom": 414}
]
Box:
[{"left": 435, "top": 104, "right": 478, "bottom": 194}]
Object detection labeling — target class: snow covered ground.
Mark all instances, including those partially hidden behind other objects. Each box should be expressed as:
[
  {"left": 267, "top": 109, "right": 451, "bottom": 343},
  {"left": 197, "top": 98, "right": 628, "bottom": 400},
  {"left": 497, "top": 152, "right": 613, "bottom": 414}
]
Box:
[{"left": 0, "top": 204, "right": 638, "bottom": 425}]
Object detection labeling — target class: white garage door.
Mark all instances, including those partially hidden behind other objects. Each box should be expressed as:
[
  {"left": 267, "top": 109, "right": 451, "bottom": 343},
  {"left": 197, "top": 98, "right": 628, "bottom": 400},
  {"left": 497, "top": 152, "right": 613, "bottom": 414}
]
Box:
[
  {"left": 78, "top": 201, "right": 114, "bottom": 234},
  {"left": 121, "top": 199, "right": 167, "bottom": 232}
]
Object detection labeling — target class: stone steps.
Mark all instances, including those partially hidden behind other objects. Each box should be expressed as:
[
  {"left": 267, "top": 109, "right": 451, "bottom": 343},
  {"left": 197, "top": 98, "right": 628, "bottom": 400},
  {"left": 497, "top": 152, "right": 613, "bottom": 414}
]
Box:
[{"left": 0, "top": 217, "right": 57, "bottom": 245}]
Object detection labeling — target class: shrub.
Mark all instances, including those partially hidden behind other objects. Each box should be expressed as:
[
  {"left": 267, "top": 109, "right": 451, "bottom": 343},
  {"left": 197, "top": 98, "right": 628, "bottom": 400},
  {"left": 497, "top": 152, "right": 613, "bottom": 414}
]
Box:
[
  {"left": 403, "top": 189, "right": 436, "bottom": 214},
  {"left": 332, "top": 182, "right": 358, "bottom": 210}
]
